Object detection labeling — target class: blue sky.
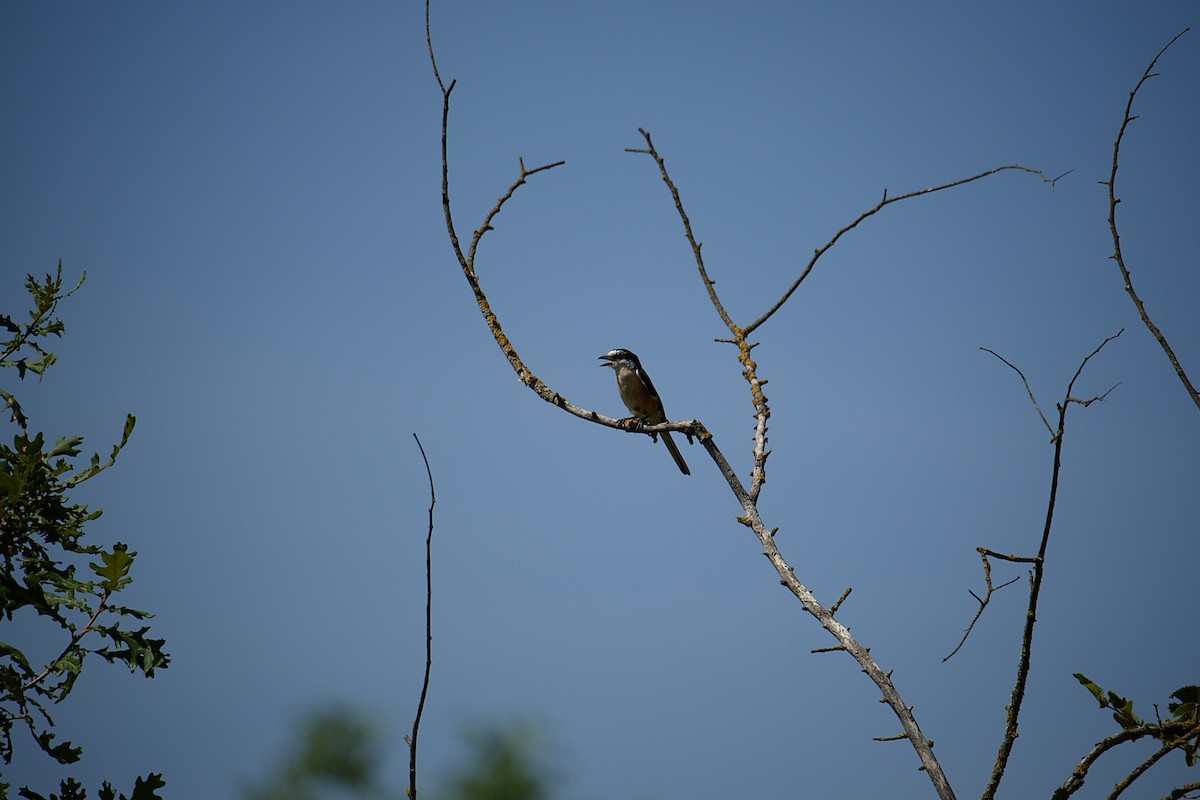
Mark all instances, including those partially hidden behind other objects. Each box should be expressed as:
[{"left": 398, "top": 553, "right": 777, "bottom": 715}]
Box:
[{"left": 2, "top": 2, "right": 1198, "bottom": 798}]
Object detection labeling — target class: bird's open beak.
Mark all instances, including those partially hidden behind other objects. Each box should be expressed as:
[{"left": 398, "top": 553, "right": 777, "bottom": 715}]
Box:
[{"left": 598, "top": 354, "right": 614, "bottom": 367}]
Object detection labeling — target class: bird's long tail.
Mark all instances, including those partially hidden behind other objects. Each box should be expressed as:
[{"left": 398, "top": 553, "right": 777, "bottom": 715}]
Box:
[{"left": 661, "top": 431, "right": 691, "bottom": 476}]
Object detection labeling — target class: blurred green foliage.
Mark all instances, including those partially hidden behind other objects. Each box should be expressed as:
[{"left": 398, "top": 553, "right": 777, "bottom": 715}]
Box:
[
  {"left": 242, "top": 707, "right": 389, "bottom": 800},
  {"left": 242, "top": 707, "right": 558, "bottom": 800},
  {"left": 438, "top": 722, "right": 556, "bottom": 800}
]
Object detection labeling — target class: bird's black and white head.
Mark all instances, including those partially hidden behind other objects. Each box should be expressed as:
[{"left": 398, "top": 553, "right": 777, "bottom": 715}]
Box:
[{"left": 598, "top": 348, "right": 641, "bottom": 370}]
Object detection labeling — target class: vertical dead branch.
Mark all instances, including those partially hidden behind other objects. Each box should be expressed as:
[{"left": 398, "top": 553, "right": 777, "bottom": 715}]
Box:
[
  {"left": 980, "top": 331, "right": 1123, "bottom": 800},
  {"left": 1102, "top": 28, "right": 1198, "bottom": 411},
  {"left": 406, "top": 433, "right": 436, "bottom": 800}
]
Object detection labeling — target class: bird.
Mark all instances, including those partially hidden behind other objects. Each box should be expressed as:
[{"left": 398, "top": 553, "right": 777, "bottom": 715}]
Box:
[{"left": 599, "top": 348, "right": 690, "bottom": 475}]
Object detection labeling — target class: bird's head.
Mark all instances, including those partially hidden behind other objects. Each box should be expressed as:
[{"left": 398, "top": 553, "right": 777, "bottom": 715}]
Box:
[{"left": 599, "top": 348, "right": 640, "bottom": 369}]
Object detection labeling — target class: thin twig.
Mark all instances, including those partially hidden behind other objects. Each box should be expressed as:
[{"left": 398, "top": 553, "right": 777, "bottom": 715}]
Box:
[
  {"left": 943, "top": 549, "right": 1022, "bottom": 661},
  {"left": 1101, "top": 28, "right": 1198, "bottom": 411},
  {"left": 1067, "top": 382, "right": 1121, "bottom": 408},
  {"left": 22, "top": 589, "right": 112, "bottom": 693},
  {"left": 406, "top": 433, "right": 436, "bottom": 800},
  {"left": 747, "top": 165, "right": 1061, "bottom": 336},
  {"left": 980, "top": 347, "right": 1055, "bottom": 439},
  {"left": 982, "top": 331, "right": 1122, "bottom": 800},
  {"left": 467, "top": 157, "right": 566, "bottom": 273},
  {"left": 625, "top": 130, "right": 736, "bottom": 333},
  {"left": 953, "top": 337, "right": 1120, "bottom": 662}
]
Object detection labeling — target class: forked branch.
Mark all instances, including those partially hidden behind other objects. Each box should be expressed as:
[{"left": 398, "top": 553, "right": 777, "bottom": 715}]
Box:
[
  {"left": 627, "top": 129, "right": 772, "bottom": 500},
  {"left": 425, "top": 4, "right": 1101, "bottom": 797},
  {"left": 1051, "top": 719, "right": 1200, "bottom": 800},
  {"left": 628, "top": 128, "right": 1059, "bottom": 501},
  {"left": 428, "top": 5, "right": 958, "bottom": 797},
  {"left": 979, "top": 331, "right": 1123, "bottom": 800},
  {"left": 943, "top": 548, "right": 1024, "bottom": 662}
]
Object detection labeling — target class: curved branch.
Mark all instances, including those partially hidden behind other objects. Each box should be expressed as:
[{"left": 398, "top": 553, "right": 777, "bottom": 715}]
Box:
[
  {"left": 981, "top": 347, "right": 1055, "bottom": 440},
  {"left": 1102, "top": 28, "right": 1198, "bottom": 411},
  {"left": 1051, "top": 720, "right": 1200, "bottom": 800},
  {"left": 747, "top": 165, "right": 1063, "bottom": 336},
  {"left": 430, "top": 13, "right": 957, "bottom": 798}
]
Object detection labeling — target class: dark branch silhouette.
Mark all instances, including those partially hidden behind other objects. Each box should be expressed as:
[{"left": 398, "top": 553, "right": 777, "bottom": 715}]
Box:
[
  {"left": 943, "top": 548, "right": 1023, "bottom": 662},
  {"left": 405, "top": 433, "right": 436, "bottom": 800},
  {"left": 745, "top": 166, "right": 1067, "bottom": 336},
  {"left": 1102, "top": 28, "right": 1198, "bottom": 411},
  {"left": 980, "top": 330, "right": 1123, "bottom": 800}
]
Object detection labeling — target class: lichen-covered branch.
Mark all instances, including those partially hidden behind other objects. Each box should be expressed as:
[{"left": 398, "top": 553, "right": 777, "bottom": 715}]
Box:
[{"left": 1051, "top": 720, "right": 1200, "bottom": 800}]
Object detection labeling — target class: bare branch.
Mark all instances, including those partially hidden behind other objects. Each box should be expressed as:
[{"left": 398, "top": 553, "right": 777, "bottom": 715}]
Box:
[
  {"left": 628, "top": 129, "right": 773, "bottom": 500},
  {"left": 1162, "top": 781, "right": 1200, "bottom": 800},
  {"left": 467, "top": 157, "right": 567, "bottom": 273},
  {"left": 982, "top": 331, "right": 1122, "bottom": 800},
  {"left": 978, "top": 547, "right": 1041, "bottom": 565},
  {"left": 747, "top": 165, "right": 1059, "bottom": 336},
  {"left": 980, "top": 347, "right": 1055, "bottom": 439},
  {"left": 424, "top": 0, "right": 446, "bottom": 95},
  {"left": 434, "top": 12, "right": 976, "bottom": 798},
  {"left": 626, "top": 128, "right": 737, "bottom": 334},
  {"left": 1102, "top": 28, "right": 1198, "bottom": 411},
  {"left": 830, "top": 586, "right": 853, "bottom": 616},
  {"left": 406, "top": 433, "right": 437, "bottom": 800},
  {"left": 1065, "top": 330, "right": 1125, "bottom": 400},
  {"left": 425, "top": 0, "right": 564, "bottom": 284},
  {"left": 943, "top": 549, "right": 1022, "bottom": 661},
  {"left": 429, "top": 0, "right": 627, "bottom": 438},
  {"left": 1050, "top": 720, "right": 1200, "bottom": 800},
  {"left": 1067, "top": 382, "right": 1120, "bottom": 408},
  {"left": 1108, "top": 735, "right": 1184, "bottom": 800}
]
